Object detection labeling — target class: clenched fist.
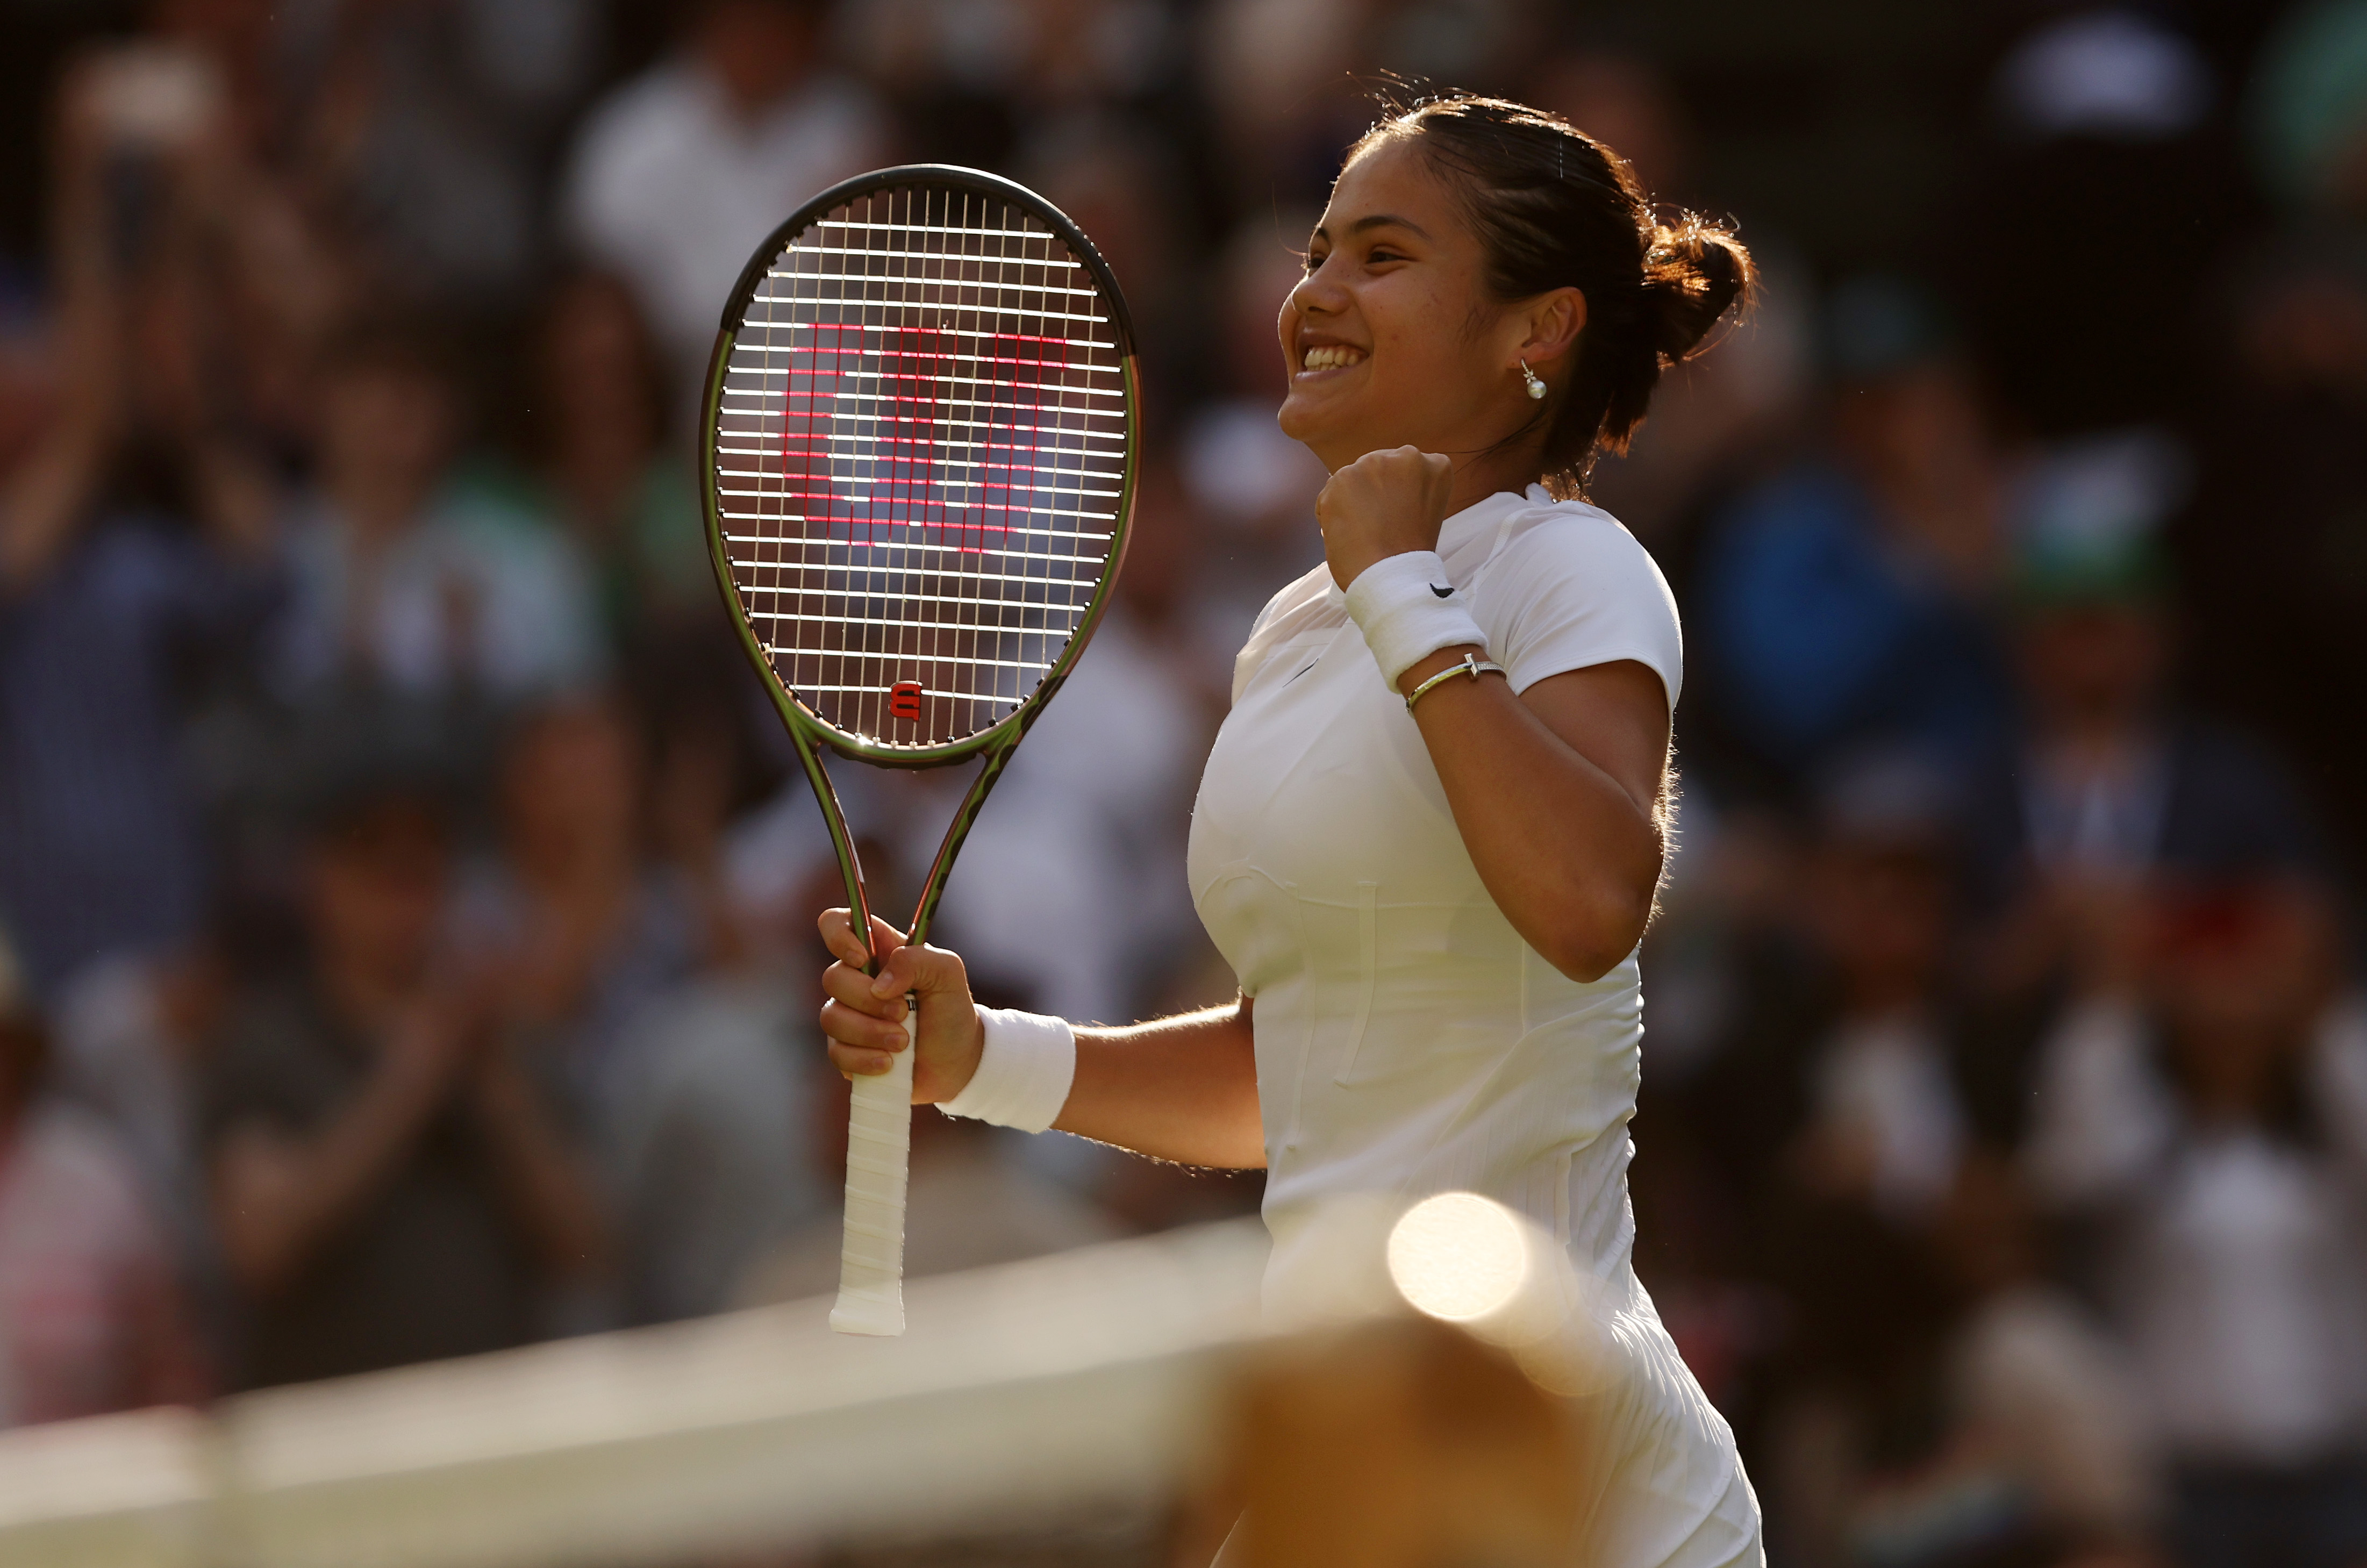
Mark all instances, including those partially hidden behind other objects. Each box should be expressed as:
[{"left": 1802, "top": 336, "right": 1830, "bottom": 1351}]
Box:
[{"left": 1315, "top": 446, "right": 1456, "bottom": 591}]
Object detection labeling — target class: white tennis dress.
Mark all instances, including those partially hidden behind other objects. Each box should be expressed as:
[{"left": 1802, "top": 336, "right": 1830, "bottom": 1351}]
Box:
[{"left": 1186, "top": 485, "right": 1763, "bottom": 1567}]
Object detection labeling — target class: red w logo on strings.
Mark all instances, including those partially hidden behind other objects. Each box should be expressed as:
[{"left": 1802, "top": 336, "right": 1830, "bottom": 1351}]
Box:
[{"left": 778, "top": 323, "right": 1057, "bottom": 552}]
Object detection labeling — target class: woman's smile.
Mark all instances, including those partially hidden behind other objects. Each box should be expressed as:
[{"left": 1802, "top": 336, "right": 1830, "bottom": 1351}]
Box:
[
  {"left": 1274, "top": 140, "right": 1540, "bottom": 482},
  {"left": 1296, "top": 341, "right": 1369, "bottom": 376}
]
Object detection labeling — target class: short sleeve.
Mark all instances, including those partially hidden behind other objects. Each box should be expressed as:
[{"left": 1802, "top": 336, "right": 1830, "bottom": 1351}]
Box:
[{"left": 1471, "top": 509, "right": 1684, "bottom": 709}]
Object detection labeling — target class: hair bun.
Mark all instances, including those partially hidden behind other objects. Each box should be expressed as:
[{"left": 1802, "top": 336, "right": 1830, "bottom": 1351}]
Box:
[{"left": 1641, "top": 216, "right": 1754, "bottom": 364}]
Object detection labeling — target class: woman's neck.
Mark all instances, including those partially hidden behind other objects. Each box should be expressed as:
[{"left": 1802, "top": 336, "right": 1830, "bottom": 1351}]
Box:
[{"left": 1442, "top": 441, "right": 1547, "bottom": 518}]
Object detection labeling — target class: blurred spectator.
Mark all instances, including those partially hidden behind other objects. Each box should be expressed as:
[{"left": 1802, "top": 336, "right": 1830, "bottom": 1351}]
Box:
[
  {"left": 0, "top": 94, "right": 281, "bottom": 997},
  {"left": 1529, "top": 49, "right": 1812, "bottom": 546},
  {"left": 278, "top": 0, "right": 602, "bottom": 309},
  {"left": 271, "top": 317, "right": 601, "bottom": 704},
  {"left": 493, "top": 270, "right": 713, "bottom": 661},
  {"left": 1694, "top": 751, "right": 2006, "bottom": 1562},
  {"left": 2250, "top": 0, "right": 2367, "bottom": 217},
  {"left": 0, "top": 932, "right": 211, "bottom": 1426},
  {"left": 49, "top": 927, "right": 250, "bottom": 1340},
  {"left": 1965, "top": 446, "right": 2326, "bottom": 1000},
  {"left": 1527, "top": 49, "right": 1694, "bottom": 201},
  {"left": 1196, "top": 0, "right": 1369, "bottom": 208},
  {"left": 1693, "top": 278, "right": 2012, "bottom": 782},
  {"left": 455, "top": 685, "right": 817, "bottom": 1324},
  {"left": 59, "top": 28, "right": 352, "bottom": 456},
  {"left": 562, "top": 0, "right": 887, "bottom": 391},
  {"left": 605, "top": 970, "right": 817, "bottom": 1324},
  {"left": 1954, "top": 9, "right": 2251, "bottom": 436},
  {"left": 1784, "top": 756, "right": 1977, "bottom": 1225},
  {"left": 457, "top": 691, "right": 710, "bottom": 1135},
  {"left": 2176, "top": 241, "right": 2367, "bottom": 893},
  {"left": 1196, "top": 0, "right": 1533, "bottom": 208},
  {"left": 1179, "top": 213, "right": 1331, "bottom": 651},
  {"left": 1704, "top": 749, "right": 1998, "bottom": 1237},
  {"left": 1020, "top": 112, "right": 1214, "bottom": 410},
  {"left": 1818, "top": 1155, "right": 2161, "bottom": 1568},
  {"left": 205, "top": 745, "right": 608, "bottom": 1387},
  {"left": 850, "top": 0, "right": 1190, "bottom": 177},
  {"left": 2025, "top": 879, "right": 2367, "bottom": 1568}
]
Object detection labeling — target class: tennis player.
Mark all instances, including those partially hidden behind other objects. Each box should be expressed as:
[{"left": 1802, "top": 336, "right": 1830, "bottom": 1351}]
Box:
[{"left": 819, "top": 93, "right": 1761, "bottom": 1565}]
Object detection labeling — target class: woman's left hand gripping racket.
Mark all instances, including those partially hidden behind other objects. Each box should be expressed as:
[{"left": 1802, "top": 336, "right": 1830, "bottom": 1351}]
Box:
[{"left": 702, "top": 167, "right": 1138, "bottom": 1335}]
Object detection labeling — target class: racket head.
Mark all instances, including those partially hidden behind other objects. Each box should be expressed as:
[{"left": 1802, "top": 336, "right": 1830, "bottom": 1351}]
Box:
[{"left": 702, "top": 164, "right": 1139, "bottom": 768}]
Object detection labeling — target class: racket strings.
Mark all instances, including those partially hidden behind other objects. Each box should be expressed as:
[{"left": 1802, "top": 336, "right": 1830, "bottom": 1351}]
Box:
[{"left": 715, "top": 182, "right": 1128, "bottom": 749}]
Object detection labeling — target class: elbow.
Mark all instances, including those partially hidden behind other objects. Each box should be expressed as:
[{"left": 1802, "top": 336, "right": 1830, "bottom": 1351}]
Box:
[{"left": 1533, "top": 882, "right": 1657, "bottom": 984}]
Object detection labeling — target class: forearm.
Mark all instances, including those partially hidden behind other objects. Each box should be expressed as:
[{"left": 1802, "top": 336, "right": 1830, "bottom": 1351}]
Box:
[
  {"left": 1053, "top": 1001, "right": 1265, "bottom": 1169},
  {"left": 1400, "top": 648, "right": 1664, "bottom": 980},
  {"left": 217, "top": 1064, "right": 446, "bottom": 1294},
  {"left": 0, "top": 427, "right": 107, "bottom": 590},
  {"left": 472, "top": 1058, "right": 611, "bottom": 1276},
  {"left": 818, "top": 913, "right": 1264, "bottom": 1168},
  {"left": 184, "top": 435, "right": 277, "bottom": 561}
]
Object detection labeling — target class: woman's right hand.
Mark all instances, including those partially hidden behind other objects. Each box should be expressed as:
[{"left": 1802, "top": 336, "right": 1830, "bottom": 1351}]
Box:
[{"left": 817, "top": 908, "right": 986, "bottom": 1105}]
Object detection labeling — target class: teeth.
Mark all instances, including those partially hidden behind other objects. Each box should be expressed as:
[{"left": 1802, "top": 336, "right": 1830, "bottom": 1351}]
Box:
[{"left": 1300, "top": 345, "right": 1367, "bottom": 371}]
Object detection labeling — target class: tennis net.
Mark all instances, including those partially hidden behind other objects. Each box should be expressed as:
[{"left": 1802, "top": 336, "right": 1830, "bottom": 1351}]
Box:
[{"left": 0, "top": 1220, "right": 1269, "bottom": 1568}]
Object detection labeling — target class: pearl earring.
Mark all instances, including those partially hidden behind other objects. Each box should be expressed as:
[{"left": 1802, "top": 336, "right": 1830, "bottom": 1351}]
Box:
[{"left": 1520, "top": 360, "right": 1546, "bottom": 400}]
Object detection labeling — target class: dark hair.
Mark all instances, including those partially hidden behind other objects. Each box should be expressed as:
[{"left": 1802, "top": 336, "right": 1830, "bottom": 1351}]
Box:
[{"left": 1348, "top": 93, "right": 1754, "bottom": 496}]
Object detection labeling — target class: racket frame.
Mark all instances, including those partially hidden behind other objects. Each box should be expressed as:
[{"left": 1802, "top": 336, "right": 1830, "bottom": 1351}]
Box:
[
  {"left": 702, "top": 162, "right": 1139, "bottom": 952},
  {"left": 699, "top": 166, "right": 1139, "bottom": 1333}
]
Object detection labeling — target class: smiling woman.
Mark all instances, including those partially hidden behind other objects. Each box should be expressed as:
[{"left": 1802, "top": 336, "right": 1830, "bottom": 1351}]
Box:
[
  {"left": 1285, "top": 97, "right": 1750, "bottom": 504},
  {"left": 816, "top": 92, "right": 1763, "bottom": 1566}
]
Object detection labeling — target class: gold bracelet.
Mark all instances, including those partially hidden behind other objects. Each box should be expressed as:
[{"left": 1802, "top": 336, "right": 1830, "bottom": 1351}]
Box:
[{"left": 1404, "top": 652, "right": 1507, "bottom": 713}]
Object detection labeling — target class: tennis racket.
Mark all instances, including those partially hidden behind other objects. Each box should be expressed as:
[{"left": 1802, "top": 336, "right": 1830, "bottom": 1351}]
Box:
[{"left": 701, "top": 166, "right": 1139, "bottom": 1336}]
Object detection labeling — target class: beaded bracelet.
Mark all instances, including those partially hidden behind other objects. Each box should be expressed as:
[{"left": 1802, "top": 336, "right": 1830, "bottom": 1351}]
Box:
[{"left": 1404, "top": 651, "right": 1508, "bottom": 713}]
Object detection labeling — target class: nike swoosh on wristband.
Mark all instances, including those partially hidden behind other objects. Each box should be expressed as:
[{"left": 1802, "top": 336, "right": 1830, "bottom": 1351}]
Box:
[{"left": 1429, "top": 584, "right": 1454, "bottom": 598}]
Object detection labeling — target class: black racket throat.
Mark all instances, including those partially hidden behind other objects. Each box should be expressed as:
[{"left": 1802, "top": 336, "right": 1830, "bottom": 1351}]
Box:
[{"left": 789, "top": 719, "right": 1027, "bottom": 976}]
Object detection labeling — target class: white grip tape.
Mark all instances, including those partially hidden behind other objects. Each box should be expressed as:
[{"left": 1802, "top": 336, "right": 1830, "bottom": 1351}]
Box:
[{"left": 831, "top": 1004, "right": 916, "bottom": 1336}]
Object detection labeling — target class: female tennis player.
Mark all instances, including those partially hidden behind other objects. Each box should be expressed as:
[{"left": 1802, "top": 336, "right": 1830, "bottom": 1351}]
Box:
[{"left": 818, "top": 94, "right": 1761, "bottom": 1565}]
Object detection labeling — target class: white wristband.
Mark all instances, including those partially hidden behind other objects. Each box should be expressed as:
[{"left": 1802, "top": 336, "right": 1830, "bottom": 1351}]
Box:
[
  {"left": 1341, "top": 550, "right": 1488, "bottom": 689},
  {"left": 936, "top": 1007, "right": 1077, "bottom": 1134}
]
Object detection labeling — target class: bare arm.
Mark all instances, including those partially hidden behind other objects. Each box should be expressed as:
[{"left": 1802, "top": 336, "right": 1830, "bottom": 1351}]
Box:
[
  {"left": 1317, "top": 447, "right": 1668, "bottom": 982},
  {"left": 2, "top": 70, "right": 119, "bottom": 592},
  {"left": 817, "top": 912, "right": 1266, "bottom": 1169},
  {"left": 212, "top": 1001, "right": 471, "bottom": 1298},
  {"left": 0, "top": 411, "right": 111, "bottom": 592},
  {"left": 1059, "top": 1001, "right": 1263, "bottom": 1168},
  {"left": 1393, "top": 648, "right": 1667, "bottom": 980},
  {"left": 468, "top": 1049, "right": 613, "bottom": 1276}
]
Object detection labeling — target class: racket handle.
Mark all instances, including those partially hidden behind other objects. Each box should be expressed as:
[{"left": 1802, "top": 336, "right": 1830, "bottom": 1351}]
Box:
[{"left": 831, "top": 1003, "right": 916, "bottom": 1336}]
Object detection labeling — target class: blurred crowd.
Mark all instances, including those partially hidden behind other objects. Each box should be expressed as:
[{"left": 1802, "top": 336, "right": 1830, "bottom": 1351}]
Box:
[{"left": 1, "top": 1, "right": 2366, "bottom": 1566}]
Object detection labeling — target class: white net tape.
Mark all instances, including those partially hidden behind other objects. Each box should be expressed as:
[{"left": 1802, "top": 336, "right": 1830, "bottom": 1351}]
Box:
[
  {"left": 0, "top": 1223, "right": 1265, "bottom": 1568},
  {"left": 715, "top": 185, "right": 1130, "bottom": 749}
]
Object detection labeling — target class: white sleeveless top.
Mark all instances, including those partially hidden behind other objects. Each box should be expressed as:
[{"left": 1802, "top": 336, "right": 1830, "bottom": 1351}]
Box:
[{"left": 1186, "top": 486, "right": 1762, "bottom": 1568}]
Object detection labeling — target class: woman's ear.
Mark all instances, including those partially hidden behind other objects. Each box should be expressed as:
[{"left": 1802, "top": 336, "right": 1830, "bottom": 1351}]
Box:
[{"left": 1517, "top": 288, "right": 1587, "bottom": 369}]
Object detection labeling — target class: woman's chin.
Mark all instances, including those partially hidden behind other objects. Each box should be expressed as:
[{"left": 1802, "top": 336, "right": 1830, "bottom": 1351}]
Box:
[{"left": 1275, "top": 392, "right": 1349, "bottom": 456}]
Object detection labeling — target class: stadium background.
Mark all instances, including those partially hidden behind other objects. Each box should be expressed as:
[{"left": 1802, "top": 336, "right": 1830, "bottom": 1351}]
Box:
[{"left": 2, "top": 1, "right": 2366, "bottom": 1564}]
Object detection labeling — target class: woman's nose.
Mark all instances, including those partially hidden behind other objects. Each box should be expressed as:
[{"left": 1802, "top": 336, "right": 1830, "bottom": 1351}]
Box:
[{"left": 1287, "top": 267, "right": 1342, "bottom": 319}]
